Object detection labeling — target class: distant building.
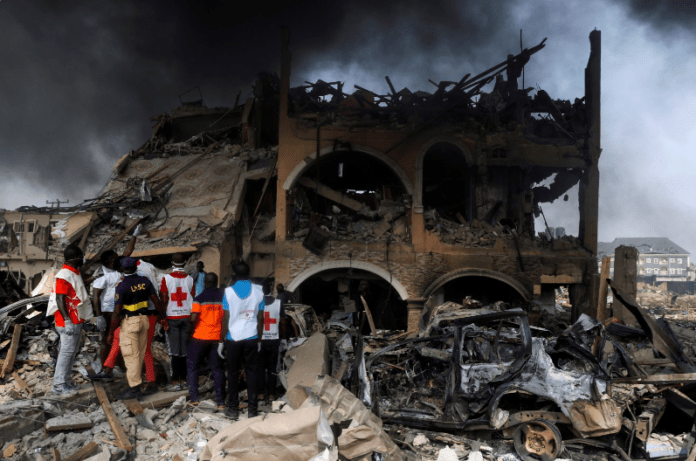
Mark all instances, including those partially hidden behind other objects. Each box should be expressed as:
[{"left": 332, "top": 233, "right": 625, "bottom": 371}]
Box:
[
  {"left": 597, "top": 238, "right": 691, "bottom": 282},
  {"left": 0, "top": 209, "right": 66, "bottom": 303}
]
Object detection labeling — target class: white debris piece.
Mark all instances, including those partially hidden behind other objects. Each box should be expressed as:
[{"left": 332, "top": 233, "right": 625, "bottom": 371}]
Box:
[
  {"left": 412, "top": 434, "right": 429, "bottom": 447},
  {"left": 436, "top": 446, "right": 459, "bottom": 461}
]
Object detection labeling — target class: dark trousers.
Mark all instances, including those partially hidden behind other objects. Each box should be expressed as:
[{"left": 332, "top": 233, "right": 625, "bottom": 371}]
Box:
[
  {"left": 260, "top": 339, "right": 280, "bottom": 396},
  {"left": 187, "top": 338, "right": 225, "bottom": 404},
  {"left": 225, "top": 339, "right": 260, "bottom": 413},
  {"left": 166, "top": 318, "right": 191, "bottom": 382}
]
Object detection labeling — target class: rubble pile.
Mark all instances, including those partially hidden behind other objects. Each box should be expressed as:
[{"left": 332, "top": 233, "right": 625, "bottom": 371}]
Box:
[
  {"left": 2, "top": 279, "right": 696, "bottom": 460},
  {"left": 288, "top": 37, "right": 587, "bottom": 146},
  {"left": 424, "top": 213, "right": 583, "bottom": 250}
]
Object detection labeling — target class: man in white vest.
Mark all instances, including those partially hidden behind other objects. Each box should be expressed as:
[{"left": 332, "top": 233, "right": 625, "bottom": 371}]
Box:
[
  {"left": 159, "top": 253, "right": 195, "bottom": 391},
  {"left": 259, "top": 280, "right": 286, "bottom": 402},
  {"left": 47, "top": 245, "right": 96, "bottom": 396},
  {"left": 218, "top": 262, "right": 264, "bottom": 419}
]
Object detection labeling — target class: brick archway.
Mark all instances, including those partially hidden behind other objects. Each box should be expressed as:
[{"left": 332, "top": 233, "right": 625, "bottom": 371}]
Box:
[
  {"left": 423, "top": 268, "right": 531, "bottom": 301},
  {"left": 286, "top": 260, "right": 410, "bottom": 300},
  {"left": 414, "top": 136, "right": 474, "bottom": 213},
  {"left": 282, "top": 144, "right": 414, "bottom": 196}
]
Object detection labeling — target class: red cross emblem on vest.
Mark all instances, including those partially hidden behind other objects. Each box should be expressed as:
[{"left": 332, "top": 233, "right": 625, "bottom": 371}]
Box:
[
  {"left": 264, "top": 311, "right": 277, "bottom": 331},
  {"left": 171, "top": 287, "right": 188, "bottom": 307}
]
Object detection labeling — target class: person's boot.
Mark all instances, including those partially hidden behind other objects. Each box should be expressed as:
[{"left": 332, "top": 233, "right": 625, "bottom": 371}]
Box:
[
  {"left": 117, "top": 385, "right": 144, "bottom": 400},
  {"left": 224, "top": 407, "right": 239, "bottom": 419},
  {"left": 142, "top": 383, "right": 158, "bottom": 395}
]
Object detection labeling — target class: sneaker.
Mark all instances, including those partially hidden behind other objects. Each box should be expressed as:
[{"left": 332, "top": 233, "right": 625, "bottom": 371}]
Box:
[
  {"left": 52, "top": 386, "right": 77, "bottom": 397},
  {"left": 180, "top": 382, "right": 189, "bottom": 390},
  {"left": 117, "top": 386, "right": 144, "bottom": 401},
  {"left": 88, "top": 371, "right": 113, "bottom": 381},
  {"left": 64, "top": 381, "right": 78, "bottom": 390},
  {"left": 224, "top": 407, "right": 239, "bottom": 419},
  {"left": 164, "top": 383, "right": 181, "bottom": 392}
]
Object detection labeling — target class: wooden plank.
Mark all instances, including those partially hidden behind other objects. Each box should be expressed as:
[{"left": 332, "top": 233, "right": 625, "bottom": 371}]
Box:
[
  {"left": 252, "top": 159, "right": 278, "bottom": 219},
  {"left": 360, "top": 295, "right": 377, "bottom": 336},
  {"left": 84, "top": 218, "right": 143, "bottom": 271},
  {"left": 123, "top": 399, "right": 145, "bottom": 415},
  {"left": 52, "top": 447, "right": 62, "bottom": 461},
  {"left": 63, "top": 441, "right": 99, "bottom": 461},
  {"left": 92, "top": 381, "right": 132, "bottom": 451},
  {"left": 613, "top": 373, "right": 696, "bottom": 385},
  {"left": 1, "top": 324, "right": 22, "bottom": 378},
  {"left": 592, "top": 256, "right": 612, "bottom": 356},
  {"left": 297, "top": 177, "right": 364, "bottom": 212},
  {"left": 77, "top": 216, "right": 99, "bottom": 252},
  {"left": 12, "top": 371, "right": 32, "bottom": 396}
]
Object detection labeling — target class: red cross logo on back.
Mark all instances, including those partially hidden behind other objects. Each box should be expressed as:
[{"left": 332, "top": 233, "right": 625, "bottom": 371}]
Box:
[
  {"left": 171, "top": 287, "right": 188, "bottom": 307},
  {"left": 264, "top": 312, "right": 277, "bottom": 331}
]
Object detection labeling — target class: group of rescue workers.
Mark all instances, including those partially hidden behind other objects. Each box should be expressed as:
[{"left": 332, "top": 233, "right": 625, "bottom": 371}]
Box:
[{"left": 47, "top": 228, "right": 293, "bottom": 419}]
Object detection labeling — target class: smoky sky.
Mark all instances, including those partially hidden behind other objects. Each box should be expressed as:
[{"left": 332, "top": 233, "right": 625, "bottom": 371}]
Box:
[{"left": 2, "top": 0, "right": 696, "bottom": 253}]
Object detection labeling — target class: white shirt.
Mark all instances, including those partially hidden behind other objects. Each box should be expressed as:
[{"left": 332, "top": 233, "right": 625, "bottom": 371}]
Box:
[
  {"left": 223, "top": 280, "right": 265, "bottom": 341},
  {"left": 92, "top": 267, "right": 122, "bottom": 313},
  {"left": 137, "top": 259, "right": 160, "bottom": 311}
]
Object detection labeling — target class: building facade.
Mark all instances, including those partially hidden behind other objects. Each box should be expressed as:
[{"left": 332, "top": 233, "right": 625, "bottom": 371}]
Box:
[{"left": 597, "top": 238, "right": 691, "bottom": 282}]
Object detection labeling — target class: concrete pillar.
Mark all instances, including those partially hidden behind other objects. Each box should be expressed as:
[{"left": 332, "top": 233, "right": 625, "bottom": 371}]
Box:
[
  {"left": 406, "top": 298, "right": 426, "bottom": 331},
  {"left": 613, "top": 245, "right": 639, "bottom": 326}
]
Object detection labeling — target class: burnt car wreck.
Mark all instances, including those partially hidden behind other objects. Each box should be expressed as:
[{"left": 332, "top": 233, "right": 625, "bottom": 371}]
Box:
[{"left": 351, "top": 284, "right": 696, "bottom": 460}]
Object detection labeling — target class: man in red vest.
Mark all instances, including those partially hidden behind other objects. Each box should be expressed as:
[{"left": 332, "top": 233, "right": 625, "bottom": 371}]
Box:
[{"left": 160, "top": 253, "right": 195, "bottom": 391}]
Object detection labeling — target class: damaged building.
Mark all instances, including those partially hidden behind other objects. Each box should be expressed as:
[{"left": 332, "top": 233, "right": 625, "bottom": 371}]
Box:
[
  {"left": 6, "top": 28, "right": 696, "bottom": 461},
  {"left": 15, "top": 30, "right": 602, "bottom": 331},
  {"left": 0, "top": 210, "right": 67, "bottom": 305},
  {"left": 273, "top": 29, "right": 602, "bottom": 330}
]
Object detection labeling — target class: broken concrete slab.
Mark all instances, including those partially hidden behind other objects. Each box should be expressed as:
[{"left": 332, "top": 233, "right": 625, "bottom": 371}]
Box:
[{"left": 46, "top": 414, "right": 93, "bottom": 432}]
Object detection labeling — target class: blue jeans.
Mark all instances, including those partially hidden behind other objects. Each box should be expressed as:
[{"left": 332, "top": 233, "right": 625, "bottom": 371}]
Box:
[{"left": 54, "top": 323, "right": 84, "bottom": 389}]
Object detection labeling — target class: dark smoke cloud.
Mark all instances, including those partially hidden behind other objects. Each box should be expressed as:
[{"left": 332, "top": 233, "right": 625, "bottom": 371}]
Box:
[
  {"left": 0, "top": 0, "right": 528, "bottom": 208},
  {"left": 619, "top": 0, "right": 696, "bottom": 33},
  {"left": 4, "top": 0, "right": 696, "bottom": 257}
]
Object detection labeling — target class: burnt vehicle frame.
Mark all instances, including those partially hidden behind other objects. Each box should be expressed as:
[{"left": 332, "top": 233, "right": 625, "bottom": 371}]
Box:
[{"left": 359, "top": 308, "right": 622, "bottom": 458}]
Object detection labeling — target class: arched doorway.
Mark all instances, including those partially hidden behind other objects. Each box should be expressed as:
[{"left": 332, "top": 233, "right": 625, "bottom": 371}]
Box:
[
  {"left": 424, "top": 269, "right": 530, "bottom": 307},
  {"left": 288, "top": 262, "right": 409, "bottom": 330},
  {"left": 284, "top": 146, "right": 414, "bottom": 243}
]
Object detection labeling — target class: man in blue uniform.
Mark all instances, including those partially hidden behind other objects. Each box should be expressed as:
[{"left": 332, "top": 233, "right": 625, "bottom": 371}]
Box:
[{"left": 109, "top": 257, "right": 167, "bottom": 400}]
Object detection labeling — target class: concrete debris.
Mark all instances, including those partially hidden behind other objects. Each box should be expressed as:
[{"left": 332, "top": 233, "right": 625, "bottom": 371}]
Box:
[{"left": 413, "top": 434, "right": 429, "bottom": 447}]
